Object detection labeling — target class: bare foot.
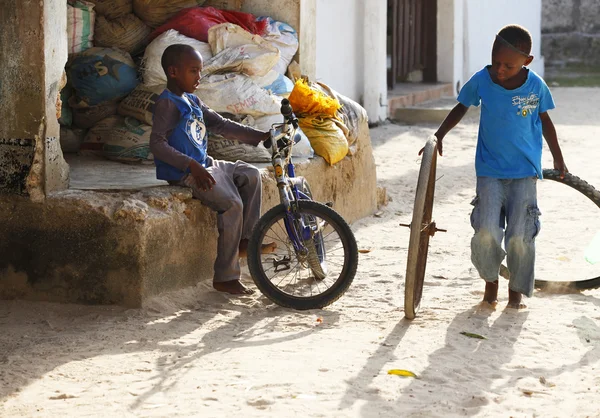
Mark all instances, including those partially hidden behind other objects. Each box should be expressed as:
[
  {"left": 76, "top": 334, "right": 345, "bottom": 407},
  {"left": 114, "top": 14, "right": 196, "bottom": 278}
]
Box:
[
  {"left": 238, "top": 239, "right": 277, "bottom": 258},
  {"left": 507, "top": 289, "right": 526, "bottom": 309},
  {"left": 213, "top": 280, "right": 255, "bottom": 295},
  {"left": 483, "top": 280, "right": 499, "bottom": 305}
]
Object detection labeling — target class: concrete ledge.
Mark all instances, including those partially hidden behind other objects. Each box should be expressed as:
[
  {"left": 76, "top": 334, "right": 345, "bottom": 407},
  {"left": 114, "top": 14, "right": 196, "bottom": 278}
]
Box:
[
  {"left": 0, "top": 122, "right": 377, "bottom": 306},
  {"left": 387, "top": 83, "right": 454, "bottom": 119}
]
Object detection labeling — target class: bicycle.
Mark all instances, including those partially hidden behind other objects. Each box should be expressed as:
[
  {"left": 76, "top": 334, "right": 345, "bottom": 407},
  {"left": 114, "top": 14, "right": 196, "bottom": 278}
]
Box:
[{"left": 247, "top": 99, "right": 359, "bottom": 310}]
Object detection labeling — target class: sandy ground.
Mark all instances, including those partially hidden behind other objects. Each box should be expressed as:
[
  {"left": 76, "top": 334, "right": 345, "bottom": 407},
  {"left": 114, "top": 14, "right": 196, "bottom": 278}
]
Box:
[{"left": 1, "top": 87, "right": 600, "bottom": 417}]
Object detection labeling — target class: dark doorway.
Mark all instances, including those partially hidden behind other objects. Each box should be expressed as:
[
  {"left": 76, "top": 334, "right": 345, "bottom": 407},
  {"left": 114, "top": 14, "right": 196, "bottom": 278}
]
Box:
[{"left": 387, "top": 0, "right": 437, "bottom": 89}]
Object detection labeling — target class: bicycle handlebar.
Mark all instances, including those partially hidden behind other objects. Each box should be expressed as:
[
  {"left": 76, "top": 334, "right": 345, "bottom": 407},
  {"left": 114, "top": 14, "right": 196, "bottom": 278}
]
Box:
[{"left": 264, "top": 99, "right": 298, "bottom": 149}]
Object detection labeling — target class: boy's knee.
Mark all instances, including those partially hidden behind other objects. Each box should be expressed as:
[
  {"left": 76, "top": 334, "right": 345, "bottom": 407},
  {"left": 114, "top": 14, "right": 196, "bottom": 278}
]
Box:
[{"left": 473, "top": 228, "right": 498, "bottom": 247}]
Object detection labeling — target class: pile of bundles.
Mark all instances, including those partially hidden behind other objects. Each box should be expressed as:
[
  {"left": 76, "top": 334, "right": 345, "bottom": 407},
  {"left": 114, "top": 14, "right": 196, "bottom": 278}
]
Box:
[{"left": 60, "top": 0, "right": 366, "bottom": 167}]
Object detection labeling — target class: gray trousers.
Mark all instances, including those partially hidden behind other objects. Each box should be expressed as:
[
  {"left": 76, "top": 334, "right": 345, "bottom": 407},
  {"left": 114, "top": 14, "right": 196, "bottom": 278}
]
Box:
[{"left": 181, "top": 157, "right": 262, "bottom": 283}]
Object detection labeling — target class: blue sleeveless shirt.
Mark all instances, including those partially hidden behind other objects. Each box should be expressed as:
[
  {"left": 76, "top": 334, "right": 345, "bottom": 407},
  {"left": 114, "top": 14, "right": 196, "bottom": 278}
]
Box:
[{"left": 154, "top": 90, "right": 208, "bottom": 181}]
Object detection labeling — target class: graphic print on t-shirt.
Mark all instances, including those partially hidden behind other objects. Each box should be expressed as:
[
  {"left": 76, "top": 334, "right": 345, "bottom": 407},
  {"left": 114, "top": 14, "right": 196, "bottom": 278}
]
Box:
[
  {"left": 512, "top": 93, "right": 540, "bottom": 117},
  {"left": 185, "top": 113, "right": 207, "bottom": 149}
]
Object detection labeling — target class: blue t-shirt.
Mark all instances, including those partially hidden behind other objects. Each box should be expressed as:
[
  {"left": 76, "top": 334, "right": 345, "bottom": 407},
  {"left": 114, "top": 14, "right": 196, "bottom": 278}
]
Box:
[{"left": 458, "top": 66, "right": 555, "bottom": 179}]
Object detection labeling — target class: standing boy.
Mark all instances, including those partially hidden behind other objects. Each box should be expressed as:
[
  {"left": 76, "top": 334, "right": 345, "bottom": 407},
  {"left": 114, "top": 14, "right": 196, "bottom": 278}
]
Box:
[{"left": 430, "top": 25, "right": 568, "bottom": 308}]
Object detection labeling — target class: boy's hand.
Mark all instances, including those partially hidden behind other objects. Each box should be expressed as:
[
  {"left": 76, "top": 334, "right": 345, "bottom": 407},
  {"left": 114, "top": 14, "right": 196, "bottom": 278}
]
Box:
[
  {"left": 247, "top": 132, "right": 270, "bottom": 147},
  {"left": 554, "top": 158, "right": 568, "bottom": 180},
  {"left": 418, "top": 134, "right": 443, "bottom": 156},
  {"left": 190, "top": 160, "right": 216, "bottom": 192}
]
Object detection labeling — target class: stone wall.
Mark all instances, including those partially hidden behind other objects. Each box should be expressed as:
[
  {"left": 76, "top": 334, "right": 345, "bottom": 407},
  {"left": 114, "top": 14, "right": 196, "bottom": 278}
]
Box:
[
  {"left": 542, "top": 0, "right": 600, "bottom": 67},
  {"left": 0, "top": 0, "right": 69, "bottom": 199}
]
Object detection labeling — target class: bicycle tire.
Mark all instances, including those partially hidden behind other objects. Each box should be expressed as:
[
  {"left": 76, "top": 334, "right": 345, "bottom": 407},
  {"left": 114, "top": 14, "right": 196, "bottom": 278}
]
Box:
[
  {"left": 533, "top": 169, "right": 600, "bottom": 290},
  {"left": 248, "top": 200, "right": 358, "bottom": 310},
  {"left": 290, "top": 178, "right": 327, "bottom": 278},
  {"left": 405, "top": 139, "right": 438, "bottom": 319}
]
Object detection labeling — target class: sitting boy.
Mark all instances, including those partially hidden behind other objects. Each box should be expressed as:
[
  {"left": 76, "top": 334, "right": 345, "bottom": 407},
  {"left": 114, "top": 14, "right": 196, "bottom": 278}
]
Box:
[{"left": 149, "top": 44, "right": 275, "bottom": 295}]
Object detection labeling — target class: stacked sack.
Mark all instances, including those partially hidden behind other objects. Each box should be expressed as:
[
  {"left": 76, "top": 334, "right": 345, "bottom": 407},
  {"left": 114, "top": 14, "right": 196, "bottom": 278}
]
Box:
[
  {"left": 61, "top": 0, "right": 213, "bottom": 163},
  {"left": 62, "top": 1, "right": 312, "bottom": 166},
  {"left": 135, "top": 8, "right": 311, "bottom": 164}
]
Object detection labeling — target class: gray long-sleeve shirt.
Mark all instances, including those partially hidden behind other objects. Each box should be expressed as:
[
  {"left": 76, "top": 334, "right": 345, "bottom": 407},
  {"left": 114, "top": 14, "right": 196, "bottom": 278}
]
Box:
[{"left": 149, "top": 95, "right": 267, "bottom": 172}]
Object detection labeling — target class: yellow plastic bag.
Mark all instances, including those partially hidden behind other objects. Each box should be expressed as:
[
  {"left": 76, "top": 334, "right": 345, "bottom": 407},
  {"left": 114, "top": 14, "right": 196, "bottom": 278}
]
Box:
[
  {"left": 288, "top": 79, "right": 341, "bottom": 117},
  {"left": 298, "top": 115, "right": 349, "bottom": 165}
]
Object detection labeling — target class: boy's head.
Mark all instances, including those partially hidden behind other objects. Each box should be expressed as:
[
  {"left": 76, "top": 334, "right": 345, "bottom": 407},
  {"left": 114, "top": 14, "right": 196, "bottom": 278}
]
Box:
[
  {"left": 161, "top": 44, "right": 203, "bottom": 94},
  {"left": 491, "top": 25, "right": 534, "bottom": 83}
]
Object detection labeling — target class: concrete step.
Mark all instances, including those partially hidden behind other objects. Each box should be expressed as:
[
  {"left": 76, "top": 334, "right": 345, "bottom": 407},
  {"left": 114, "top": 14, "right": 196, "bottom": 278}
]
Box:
[
  {"left": 387, "top": 82, "right": 454, "bottom": 119},
  {"left": 392, "top": 96, "right": 480, "bottom": 125}
]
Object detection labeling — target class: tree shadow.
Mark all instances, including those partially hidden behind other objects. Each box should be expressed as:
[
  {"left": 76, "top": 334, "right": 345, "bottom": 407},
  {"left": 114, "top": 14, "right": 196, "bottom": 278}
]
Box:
[
  {"left": 337, "top": 318, "right": 411, "bottom": 410},
  {"left": 0, "top": 289, "right": 339, "bottom": 412},
  {"left": 351, "top": 304, "right": 529, "bottom": 416}
]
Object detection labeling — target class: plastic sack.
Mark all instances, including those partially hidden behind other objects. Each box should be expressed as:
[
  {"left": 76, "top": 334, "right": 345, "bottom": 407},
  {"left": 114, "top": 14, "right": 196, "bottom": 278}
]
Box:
[
  {"left": 288, "top": 78, "right": 341, "bottom": 117},
  {"left": 204, "top": 23, "right": 279, "bottom": 77},
  {"left": 94, "top": 14, "right": 151, "bottom": 56},
  {"left": 142, "top": 30, "right": 213, "bottom": 86},
  {"left": 150, "top": 6, "right": 268, "bottom": 43},
  {"left": 205, "top": 114, "right": 269, "bottom": 162},
  {"left": 298, "top": 115, "right": 349, "bottom": 165},
  {"left": 252, "top": 70, "right": 294, "bottom": 97},
  {"left": 252, "top": 114, "right": 313, "bottom": 159},
  {"left": 67, "top": 1, "right": 96, "bottom": 54},
  {"left": 71, "top": 98, "right": 119, "bottom": 129},
  {"left": 196, "top": 73, "right": 281, "bottom": 116},
  {"left": 133, "top": 0, "right": 205, "bottom": 29},
  {"left": 316, "top": 82, "right": 369, "bottom": 149},
  {"left": 59, "top": 87, "right": 73, "bottom": 126},
  {"left": 82, "top": 115, "right": 153, "bottom": 163},
  {"left": 68, "top": 47, "right": 139, "bottom": 107},
  {"left": 60, "top": 127, "right": 87, "bottom": 153},
  {"left": 86, "top": 0, "right": 132, "bottom": 20},
  {"left": 118, "top": 84, "right": 165, "bottom": 125},
  {"left": 257, "top": 17, "right": 299, "bottom": 74}
]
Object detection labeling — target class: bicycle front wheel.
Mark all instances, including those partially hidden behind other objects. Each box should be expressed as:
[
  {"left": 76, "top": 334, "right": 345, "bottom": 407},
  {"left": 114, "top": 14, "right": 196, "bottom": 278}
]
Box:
[
  {"left": 247, "top": 200, "right": 358, "bottom": 310},
  {"left": 405, "top": 139, "right": 438, "bottom": 319}
]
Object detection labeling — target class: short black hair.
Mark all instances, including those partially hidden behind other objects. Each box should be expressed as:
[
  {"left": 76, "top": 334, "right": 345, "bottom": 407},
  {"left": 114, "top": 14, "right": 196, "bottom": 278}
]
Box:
[
  {"left": 161, "top": 44, "right": 202, "bottom": 77},
  {"left": 494, "top": 24, "right": 532, "bottom": 55}
]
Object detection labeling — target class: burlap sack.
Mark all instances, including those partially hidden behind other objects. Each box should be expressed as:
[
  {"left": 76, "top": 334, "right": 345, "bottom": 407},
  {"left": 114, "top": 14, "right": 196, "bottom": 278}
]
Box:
[
  {"left": 94, "top": 14, "right": 151, "bottom": 55},
  {"left": 86, "top": 0, "right": 132, "bottom": 20},
  {"left": 133, "top": 0, "right": 205, "bottom": 28}
]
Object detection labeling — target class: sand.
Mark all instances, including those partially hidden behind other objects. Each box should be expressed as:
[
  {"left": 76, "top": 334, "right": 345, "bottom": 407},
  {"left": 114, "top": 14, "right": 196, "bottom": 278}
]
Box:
[{"left": 1, "top": 87, "right": 600, "bottom": 417}]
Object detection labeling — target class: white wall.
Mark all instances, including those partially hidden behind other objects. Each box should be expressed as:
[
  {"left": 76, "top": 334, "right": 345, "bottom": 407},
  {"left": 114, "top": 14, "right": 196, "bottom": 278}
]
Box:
[
  {"left": 315, "top": 0, "right": 363, "bottom": 102},
  {"left": 464, "top": 0, "right": 544, "bottom": 78},
  {"left": 438, "top": 0, "right": 544, "bottom": 95}
]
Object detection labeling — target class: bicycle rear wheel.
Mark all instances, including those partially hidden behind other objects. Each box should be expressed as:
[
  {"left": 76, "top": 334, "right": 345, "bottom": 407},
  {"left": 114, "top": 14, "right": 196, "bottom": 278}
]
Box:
[
  {"left": 248, "top": 200, "right": 358, "bottom": 310},
  {"left": 405, "top": 139, "right": 438, "bottom": 319}
]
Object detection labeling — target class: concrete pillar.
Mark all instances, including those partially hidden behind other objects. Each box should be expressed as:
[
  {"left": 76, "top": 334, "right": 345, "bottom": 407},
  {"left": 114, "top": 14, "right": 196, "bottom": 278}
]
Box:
[
  {"left": 363, "top": 0, "right": 388, "bottom": 123},
  {"left": 436, "top": 0, "right": 464, "bottom": 95},
  {"left": 0, "top": 0, "right": 69, "bottom": 201}
]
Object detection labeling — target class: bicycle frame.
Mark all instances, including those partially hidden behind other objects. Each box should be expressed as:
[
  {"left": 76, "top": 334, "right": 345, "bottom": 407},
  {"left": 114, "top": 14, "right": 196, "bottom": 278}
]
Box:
[{"left": 267, "top": 122, "right": 315, "bottom": 253}]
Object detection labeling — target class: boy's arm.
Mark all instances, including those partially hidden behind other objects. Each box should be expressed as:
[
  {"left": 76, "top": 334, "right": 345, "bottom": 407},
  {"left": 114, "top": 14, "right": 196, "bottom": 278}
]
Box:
[
  {"left": 149, "top": 99, "right": 193, "bottom": 172},
  {"left": 429, "top": 103, "right": 469, "bottom": 156},
  {"left": 199, "top": 101, "right": 269, "bottom": 146},
  {"left": 540, "top": 111, "right": 568, "bottom": 178}
]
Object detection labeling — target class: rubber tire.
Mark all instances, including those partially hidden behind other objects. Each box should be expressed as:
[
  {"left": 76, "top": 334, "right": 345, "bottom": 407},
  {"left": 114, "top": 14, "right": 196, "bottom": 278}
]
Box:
[
  {"left": 248, "top": 200, "right": 359, "bottom": 310},
  {"left": 533, "top": 169, "right": 600, "bottom": 291},
  {"left": 405, "top": 139, "right": 438, "bottom": 319},
  {"left": 289, "top": 178, "right": 327, "bottom": 278}
]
